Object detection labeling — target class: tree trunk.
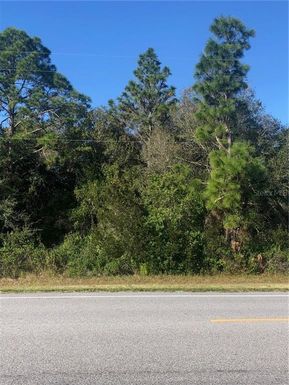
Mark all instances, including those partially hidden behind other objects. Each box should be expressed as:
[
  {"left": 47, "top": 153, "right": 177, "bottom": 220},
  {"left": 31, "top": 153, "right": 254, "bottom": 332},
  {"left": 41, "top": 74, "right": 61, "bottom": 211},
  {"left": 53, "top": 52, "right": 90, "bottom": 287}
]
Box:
[{"left": 227, "top": 130, "right": 232, "bottom": 156}]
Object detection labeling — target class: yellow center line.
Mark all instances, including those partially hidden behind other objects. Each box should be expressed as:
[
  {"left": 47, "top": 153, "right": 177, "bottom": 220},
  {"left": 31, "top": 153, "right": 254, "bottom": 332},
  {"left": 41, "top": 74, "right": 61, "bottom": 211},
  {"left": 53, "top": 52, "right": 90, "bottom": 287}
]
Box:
[{"left": 211, "top": 318, "right": 289, "bottom": 323}]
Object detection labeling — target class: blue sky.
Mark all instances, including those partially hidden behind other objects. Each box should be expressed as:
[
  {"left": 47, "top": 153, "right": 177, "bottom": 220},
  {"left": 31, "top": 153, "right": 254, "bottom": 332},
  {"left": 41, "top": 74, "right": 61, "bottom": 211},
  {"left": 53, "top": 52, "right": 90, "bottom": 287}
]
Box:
[{"left": 0, "top": 1, "right": 288, "bottom": 124}]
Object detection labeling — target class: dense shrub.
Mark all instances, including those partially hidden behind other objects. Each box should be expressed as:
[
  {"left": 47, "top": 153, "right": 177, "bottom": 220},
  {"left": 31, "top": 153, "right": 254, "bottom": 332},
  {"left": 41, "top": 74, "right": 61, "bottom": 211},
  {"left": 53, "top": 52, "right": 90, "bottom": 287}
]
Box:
[
  {"left": 47, "top": 232, "right": 135, "bottom": 276},
  {"left": 0, "top": 229, "right": 46, "bottom": 278},
  {"left": 47, "top": 233, "right": 86, "bottom": 274},
  {"left": 143, "top": 164, "right": 206, "bottom": 273},
  {"left": 265, "top": 248, "right": 289, "bottom": 273}
]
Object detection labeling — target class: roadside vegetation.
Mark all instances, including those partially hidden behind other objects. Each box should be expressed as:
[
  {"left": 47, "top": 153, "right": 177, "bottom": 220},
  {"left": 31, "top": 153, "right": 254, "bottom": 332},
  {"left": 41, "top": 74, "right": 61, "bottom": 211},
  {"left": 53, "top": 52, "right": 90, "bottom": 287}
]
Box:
[
  {"left": 0, "top": 17, "right": 288, "bottom": 281},
  {"left": 0, "top": 274, "right": 288, "bottom": 293}
]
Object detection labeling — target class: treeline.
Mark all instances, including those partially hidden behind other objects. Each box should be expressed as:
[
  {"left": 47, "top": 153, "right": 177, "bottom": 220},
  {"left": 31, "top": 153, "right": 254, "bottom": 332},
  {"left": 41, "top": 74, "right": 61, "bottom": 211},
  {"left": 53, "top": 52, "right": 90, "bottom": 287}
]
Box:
[{"left": 0, "top": 17, "right": 288, "bottom": 278}]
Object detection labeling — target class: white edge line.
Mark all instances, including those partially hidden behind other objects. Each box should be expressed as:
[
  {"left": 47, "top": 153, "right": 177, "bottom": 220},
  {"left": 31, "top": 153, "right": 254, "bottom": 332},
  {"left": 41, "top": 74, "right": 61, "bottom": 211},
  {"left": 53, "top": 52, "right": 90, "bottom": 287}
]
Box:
[{"left": 0, "top": 294, "right": 288, "bottom": 300}]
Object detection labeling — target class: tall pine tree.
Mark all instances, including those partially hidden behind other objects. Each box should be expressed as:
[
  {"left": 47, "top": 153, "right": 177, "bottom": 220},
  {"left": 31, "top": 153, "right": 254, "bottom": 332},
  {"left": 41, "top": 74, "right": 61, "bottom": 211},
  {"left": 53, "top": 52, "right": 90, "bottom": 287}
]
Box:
[
  {"left": 118, "top": 48, "right": 176, "bottom": 141},
  {"left": 193, "top": 17, "right": 265, "bottom": 254},
  {"left": 0, "top": 28, "right": 91, "bottom": 244}
]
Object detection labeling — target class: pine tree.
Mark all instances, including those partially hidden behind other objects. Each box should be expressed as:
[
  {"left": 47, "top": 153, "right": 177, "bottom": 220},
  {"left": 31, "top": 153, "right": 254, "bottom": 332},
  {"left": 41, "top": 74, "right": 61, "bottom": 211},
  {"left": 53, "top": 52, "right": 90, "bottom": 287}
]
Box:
[
  {"left": 118, "top": 48, "right": 176, "bottom": 141},
  {"left": 194, "top": 17, "right": 255, "bottom": 153},
  {"left": 0, "top": 28, "right": 91, "bottom": 243},
  {"left": 193, "top": 17, "right": 265, "bottom": 252}
]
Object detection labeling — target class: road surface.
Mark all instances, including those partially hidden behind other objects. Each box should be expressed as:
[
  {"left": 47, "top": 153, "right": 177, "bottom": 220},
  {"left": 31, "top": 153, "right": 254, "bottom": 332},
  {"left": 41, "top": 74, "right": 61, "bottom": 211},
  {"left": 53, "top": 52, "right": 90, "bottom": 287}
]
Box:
[{"left": 0, "top": 292, "right": 288, "bottom": 385}]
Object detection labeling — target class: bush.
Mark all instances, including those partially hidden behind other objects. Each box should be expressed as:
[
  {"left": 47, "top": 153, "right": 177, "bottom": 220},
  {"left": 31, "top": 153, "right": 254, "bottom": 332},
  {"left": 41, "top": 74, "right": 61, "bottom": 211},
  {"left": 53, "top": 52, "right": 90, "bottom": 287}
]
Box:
[
  {"left": 47, "top": 233, "right": 104, "bottom": 276},
  {"left": 143, "top": 164, "right": 206, "bottom": 273},
  {"left": 139, "top": 263, "right": 150, "bottom": 276},
  {"left": 0, "top": 228, "right": 46, "bottom": 278},
  {"left": 47, "top": 233, "right": 85, "bottom": 274},
  {"left": 265, "top": 248, "right": 289, "bottom": 273},
  {"left": 103, "top": 253, "right": 134, "bottom": 275},
  {"left": 66, "top": 236, "right": 106, "bottom": 277},
  {"left": 48, "top": 232, "right": 135, "bottom": 276}
]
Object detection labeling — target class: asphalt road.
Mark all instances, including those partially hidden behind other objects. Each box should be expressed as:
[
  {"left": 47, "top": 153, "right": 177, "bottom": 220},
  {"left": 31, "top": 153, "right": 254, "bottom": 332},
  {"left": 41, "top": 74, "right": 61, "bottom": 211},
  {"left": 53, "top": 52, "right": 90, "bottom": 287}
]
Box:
[{"left": 0, "top": 292, "right": 288, "bottom": 385}]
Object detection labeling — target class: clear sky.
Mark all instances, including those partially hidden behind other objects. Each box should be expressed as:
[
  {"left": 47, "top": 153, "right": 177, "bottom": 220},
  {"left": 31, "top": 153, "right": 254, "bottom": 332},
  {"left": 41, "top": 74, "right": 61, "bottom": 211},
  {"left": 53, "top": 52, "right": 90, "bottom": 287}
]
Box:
[{"left": 1, "top": 1, "right": 288, "bottom": 124}]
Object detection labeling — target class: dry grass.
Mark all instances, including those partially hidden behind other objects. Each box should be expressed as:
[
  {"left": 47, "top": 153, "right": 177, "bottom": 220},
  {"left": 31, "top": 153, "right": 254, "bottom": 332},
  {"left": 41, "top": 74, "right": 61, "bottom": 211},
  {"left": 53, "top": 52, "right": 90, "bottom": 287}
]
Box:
[{"left": 0, "top": 273, "right": 288, "bottom": 293}]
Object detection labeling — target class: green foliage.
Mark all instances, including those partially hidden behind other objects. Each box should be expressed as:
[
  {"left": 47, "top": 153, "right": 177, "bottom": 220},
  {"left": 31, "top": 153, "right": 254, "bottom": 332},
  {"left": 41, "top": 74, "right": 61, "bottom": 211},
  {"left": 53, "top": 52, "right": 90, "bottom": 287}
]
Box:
[
  {"left": 48, "top": 233, "right": 135, "bottom": 277},
  {"left": 143, "top": 164, "right": 205, "bottom": 273},
  {"left": 0, "top": 22, "right": 287, "bottom": 277},
  {"left": 0, "top": 27, "right": 92, "bottom": 246},
  {"left": 0, "top": 229, "right": 46, "bottom": 278},
  {"left": 47, "top": 233, "right": 84, "bottom": 274},
  {"left": 71, "top": 165, "right": 145, "bottom": 273},
  {"left": 265, "top": 249, "right": 289, "bottom": 274},
  {"left": 193, "top": 16, "right": 272, "bottom": 262},
  {"left": 93, "top": 165, "right": 145, "bottom": 272},
  {"left": 205, "top": 142, "right": 266, "bottom": 215},
  {"left": 194, "top": 16, "right": 255, "bottom": 150},
  {"left": 118, "top": 48, "right": 176, "bottom": 139},
  {"left": 48, "top": 233, "right": 106, "bottom": 276},
  {"left": 194, "top": 16, "right": 255, "bottom": 104}
]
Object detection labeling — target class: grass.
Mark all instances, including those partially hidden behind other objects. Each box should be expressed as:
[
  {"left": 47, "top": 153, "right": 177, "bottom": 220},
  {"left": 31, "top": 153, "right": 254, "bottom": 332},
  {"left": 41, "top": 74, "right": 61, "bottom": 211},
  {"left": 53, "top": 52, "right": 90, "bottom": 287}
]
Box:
[{"left": 0, "top": 273, "right": 288, "bottom": 293}]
